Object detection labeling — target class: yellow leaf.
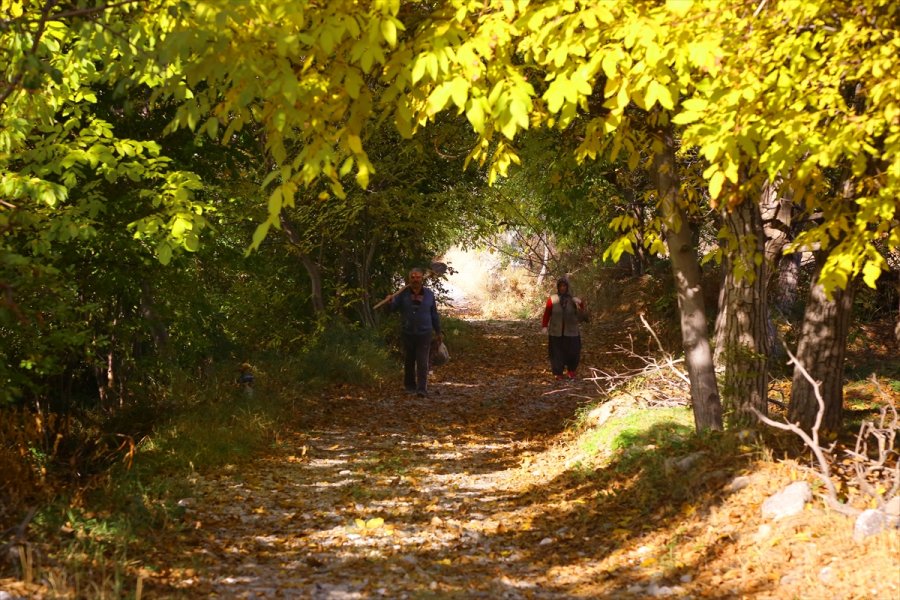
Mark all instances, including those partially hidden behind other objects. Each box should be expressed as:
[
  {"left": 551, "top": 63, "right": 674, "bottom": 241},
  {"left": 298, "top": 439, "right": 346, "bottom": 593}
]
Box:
[
  {"left": 380, "top": 18, "right": 397, "bottom": 47},
  {"left": 411, "top": 57, "right": 427, "bottom": 84},
  {"left": 646, "top": 80, "right": 673, "bottom": 110},
  {"left": 862, "top": 259, "right": 882, "bottom": 288},
  {"left": 450, "top": 77, "right": 469, "bottom": 109},
  {"left": 427, "top": 82, "right": 453, "bottom": 115},
  {"left": 665, "top": 0, "right": 693, "bottom": 17},
  {"left": 602, "top": 53, "right": 618, "bottom": 79},
  {"left": 356, "top": 161, "right": 370, "bottom": 188},
  {"left": 466, "top": 98, "right": 486, "bottom": 133},
  {"left": 339, "top": 157, "right": 354, "bottom": 177},
  {"left": 708, "top": 169, "right": 725, "bottom": 200},
  {"left": 347, "top": 134, "right": 363, "bottom": 154},
  {"left": 545, "top": 76, "right": 568, "bottom": 113},
  {"left": 366, "top": 517, "right": 384, "bottom": 529}
]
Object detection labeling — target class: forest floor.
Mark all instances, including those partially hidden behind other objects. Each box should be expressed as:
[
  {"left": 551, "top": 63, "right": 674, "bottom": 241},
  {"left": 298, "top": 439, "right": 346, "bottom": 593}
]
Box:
[
  {"left": 120, "top": 304, "right": 898, "bottom": 599},
  {"left": 4, "top": 297, "right": 896, "bottom": 599}
]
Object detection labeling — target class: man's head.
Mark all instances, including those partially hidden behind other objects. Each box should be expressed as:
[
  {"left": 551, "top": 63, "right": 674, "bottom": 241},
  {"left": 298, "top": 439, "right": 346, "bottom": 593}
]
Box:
[
  {"left": 409, "top": 267, "right": 425, "bottom": 291},
  {"left": 556, "top": 277, "right": 569, "bottom": 294}
]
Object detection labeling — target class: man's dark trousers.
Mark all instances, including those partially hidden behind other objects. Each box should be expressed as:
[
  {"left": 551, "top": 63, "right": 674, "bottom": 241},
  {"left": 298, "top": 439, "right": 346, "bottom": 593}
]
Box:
[{"left": 403, "top": 332, "right": 433, "bottom": 394}]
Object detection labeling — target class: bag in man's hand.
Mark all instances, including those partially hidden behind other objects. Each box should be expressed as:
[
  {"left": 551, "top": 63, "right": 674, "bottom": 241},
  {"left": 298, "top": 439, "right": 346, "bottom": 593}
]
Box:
[{"left": 430, "top": 336, "right": 450, "bottom": 366}]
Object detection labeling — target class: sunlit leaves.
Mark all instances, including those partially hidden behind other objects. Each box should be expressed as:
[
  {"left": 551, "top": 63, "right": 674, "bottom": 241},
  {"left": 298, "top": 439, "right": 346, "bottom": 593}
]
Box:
[
  {"left": 353, "top": 516, "right": 386, "bottom": 531},
  {"left": 4, "top": 0, "right": 898, "bottom": 287}
]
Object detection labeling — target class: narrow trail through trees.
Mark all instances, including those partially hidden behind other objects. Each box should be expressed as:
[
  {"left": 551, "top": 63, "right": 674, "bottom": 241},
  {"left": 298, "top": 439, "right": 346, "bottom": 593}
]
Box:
[
  {"left": 141, "top": 315, "right": 900, "bottom": 600},
  {"left": 153, "top": 319, "right": 605, "bottom": 598}
]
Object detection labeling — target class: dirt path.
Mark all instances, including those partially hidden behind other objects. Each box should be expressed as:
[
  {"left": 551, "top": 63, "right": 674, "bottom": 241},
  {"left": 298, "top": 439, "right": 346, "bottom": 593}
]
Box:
[
  {"left": 152, "top": 319, "right": 604, "bottom": 599},
  {"left": 138, "top": 314, "right": 900, "bottom": 600}
]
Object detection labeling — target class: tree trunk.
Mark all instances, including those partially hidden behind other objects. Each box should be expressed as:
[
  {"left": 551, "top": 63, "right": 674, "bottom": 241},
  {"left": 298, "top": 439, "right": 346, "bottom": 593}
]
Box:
[
  {"left": 774, "top": 252, "right": 802, "bottom": 316},
  {"left": 788, "top": 257, "right": 856, "bottom": 433},
  {"left": 141, "top": 280, "right": 169, "bottom": 351},
  {"left": 536, "top": 241, "right": 549, "bottom": 287},
  {"left": 654, "top": 125, "right": 723, "bottom": 432},
  {"left": 300, "top": 254, "right": 325, "bottom": 314},
  {"left": 280, "top": 210, "right": 325, "bottom": 315},
  {"left": 358, "top": 231, "right": 379, "bottom": 328},
  {"left": 760, "top": 181, "right": 802, "bottom": 318},
  {"left": 714, "top": 197, "right": 769, "bottom": 427},
  {"left": 895, "top": 277, "right": 899, "bottom": 346}
]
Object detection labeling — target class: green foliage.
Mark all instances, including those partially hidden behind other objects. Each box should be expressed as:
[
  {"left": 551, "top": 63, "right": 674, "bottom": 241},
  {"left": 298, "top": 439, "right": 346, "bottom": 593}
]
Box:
[
  {"left": 579, "top": 407, "right": 694, "bottom": 460},
  {"left": 296, "top": 320, "right": 396, "bottom": 386},
  {"left": 572, "top": 405, "right": 754, "bottom": 510}
]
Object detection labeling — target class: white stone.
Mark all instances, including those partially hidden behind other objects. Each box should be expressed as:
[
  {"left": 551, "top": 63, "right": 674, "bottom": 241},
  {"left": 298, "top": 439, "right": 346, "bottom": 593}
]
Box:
[
  {"left": 761, "top": 481, "right": 811, "bottom": 520},
  {"left": 854, "top": 509, "right": 891, "bottom": 542}
]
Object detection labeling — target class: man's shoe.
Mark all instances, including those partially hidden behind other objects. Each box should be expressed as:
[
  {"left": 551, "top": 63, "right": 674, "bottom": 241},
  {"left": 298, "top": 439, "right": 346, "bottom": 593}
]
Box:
[
  {"left": 404, "top": 386, "right": 416, "bottom": 394},
  {"left": 416, "top": 391, "right": 427, "bottom": 398},
  {"left": 554, "top": 374, "right": 565, "bottom": 381},
  {"left": 567, "top": 371, "right": 576, "bottom": 380}
]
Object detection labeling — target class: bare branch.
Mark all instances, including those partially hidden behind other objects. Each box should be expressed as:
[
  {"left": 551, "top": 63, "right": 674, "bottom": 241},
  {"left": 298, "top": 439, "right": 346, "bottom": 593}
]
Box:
[
  {"left": 750, "top": 346, "right": 855, "bottom": 514},
  {"left": 752, "top": 349, "right": 900, "bottom": 518},
  {"left": 639, "top": 313, "right": 690, "bottom": 385}
]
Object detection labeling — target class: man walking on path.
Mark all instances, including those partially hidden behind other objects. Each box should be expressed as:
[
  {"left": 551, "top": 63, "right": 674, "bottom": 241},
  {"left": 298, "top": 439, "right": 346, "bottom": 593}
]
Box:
[
  {"left": 541, "top": 277, "right": 587, "bottom": 380},
  {"left": 385, "top": 267, "right": 442, "bottom": 397}
]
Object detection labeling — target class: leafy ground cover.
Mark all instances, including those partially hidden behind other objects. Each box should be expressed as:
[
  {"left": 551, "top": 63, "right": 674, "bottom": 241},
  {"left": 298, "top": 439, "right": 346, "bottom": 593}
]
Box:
[{"left": 2, "top": 288, "right": 897, "bottom": 599}]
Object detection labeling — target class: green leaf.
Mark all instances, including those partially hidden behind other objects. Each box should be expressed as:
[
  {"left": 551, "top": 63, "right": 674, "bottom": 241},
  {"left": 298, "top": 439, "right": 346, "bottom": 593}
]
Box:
[
  {"left": 268, "top": 187, "right": 283, "bottom": 216},
  {"left": 250, "top": 221, "right": 271, "bottom": 252},
  {"left": 157, "top": 241, "right": 173, "bottom": 265},
  {"left": 183, "top": 233, "right": 200, "bottom": 252}
]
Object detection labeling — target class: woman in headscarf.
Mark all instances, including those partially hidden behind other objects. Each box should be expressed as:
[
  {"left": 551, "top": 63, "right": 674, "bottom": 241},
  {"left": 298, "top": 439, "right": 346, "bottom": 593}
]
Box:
[{"left": 540, "top": 277, "right": 587, "bottom": 380}]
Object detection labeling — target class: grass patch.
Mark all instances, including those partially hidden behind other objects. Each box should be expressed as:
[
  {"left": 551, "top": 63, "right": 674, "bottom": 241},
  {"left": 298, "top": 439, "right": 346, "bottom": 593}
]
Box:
[
  {"left": 437, "top": 316, "right": 478, "bottom": 355},
  {"left": 294, "top": 320, "right": 397, "bottom": 388},
  {"left": 570, "top": 403, "right": 758, "bottom": 510},
  {"left": 578, "top": 406, "right": 695, "bottom": 466}
]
